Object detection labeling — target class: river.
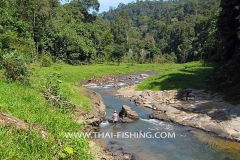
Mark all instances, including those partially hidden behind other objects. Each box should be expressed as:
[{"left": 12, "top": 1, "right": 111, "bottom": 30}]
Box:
[{"left": 87, "top": 73, "right": 240, "bottom": 160}]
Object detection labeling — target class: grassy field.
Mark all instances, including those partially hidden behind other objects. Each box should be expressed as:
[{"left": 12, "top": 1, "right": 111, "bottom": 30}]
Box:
[
  {"left": 35, "top": 63, "right": 188, "bottom": 84},
  {"left": 0, "top": 61, "right": 213, "bottom": 159},
  {"left": 136, "top": 62, "right": 214, "bottom": 91}
]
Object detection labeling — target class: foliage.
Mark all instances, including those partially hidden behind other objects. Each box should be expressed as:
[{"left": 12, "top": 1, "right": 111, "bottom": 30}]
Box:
[
  {"left": 101, "top": 0, "right": 220, "bottom": 63},
  {"left": 42, "top": 72, "right": 80, "bottom": 112},
  {"left": 0, "top": 0, "right": 222, "bottom": 64},
  {"left": 2, "top": 51, "right": 29, "bottom": 83},
  {"left": 160, "top": 53, "right": 178, "bottom": 64},
  {"left": 40, "top": 54, "right": 52, "bottom": 67},
  {"left": 0, "top": 0, "right": 102, "bottom": 64},
  {"left": 60, "top": 146, "right": 74, "bottom": 159},
  {"left": 203, "top": 0, "right": 240, "bottom": 100},
  {"left": 112, "top": 44, "right": 126, "bottom": 65}
]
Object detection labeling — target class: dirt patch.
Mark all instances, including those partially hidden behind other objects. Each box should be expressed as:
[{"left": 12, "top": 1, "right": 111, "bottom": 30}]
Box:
[
  {"left": 0, "top": 112, "right": 29, "bottom": 129},
  {"left": 0, "top": 112, "right": 50, "bottom": 139}
]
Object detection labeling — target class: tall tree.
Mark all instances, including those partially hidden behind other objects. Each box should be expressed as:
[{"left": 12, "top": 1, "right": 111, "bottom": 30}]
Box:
[{"left": 207, "top": 0, "right": 240, "bottom": 98}]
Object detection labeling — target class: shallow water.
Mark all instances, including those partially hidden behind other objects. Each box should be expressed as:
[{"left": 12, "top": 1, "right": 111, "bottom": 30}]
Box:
[{"left": 89, "top": 73, "right": 240, "bottom": 160}]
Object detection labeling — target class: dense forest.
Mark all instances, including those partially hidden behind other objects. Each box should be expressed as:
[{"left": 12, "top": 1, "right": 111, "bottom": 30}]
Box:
[
  {"left": 0, "top": 0, "right": 239, "bottom": 98},
  {"left": 101, "top": 0, "right": 220, "bottom": 63}
]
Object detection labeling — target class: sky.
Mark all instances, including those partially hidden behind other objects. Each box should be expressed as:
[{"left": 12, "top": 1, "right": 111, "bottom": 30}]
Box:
[{"left": 98, "top": 0, "right": 136, "bottom": 13}]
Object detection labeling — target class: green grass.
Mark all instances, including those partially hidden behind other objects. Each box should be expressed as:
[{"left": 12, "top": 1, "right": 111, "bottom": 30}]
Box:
[
  {"left": 136, "top": 62, "right": 214, "bottom": 91},
  {"left": 0, "top": 80, "right": 93, "bottom": 159},
  {"left": 34, "top": 62, "right": 188, "bottom": 84}
]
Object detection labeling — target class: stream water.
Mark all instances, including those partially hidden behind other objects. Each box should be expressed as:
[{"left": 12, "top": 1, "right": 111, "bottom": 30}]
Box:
[{"left": 88, "top": 73, "right": 240, "bottom": 160}]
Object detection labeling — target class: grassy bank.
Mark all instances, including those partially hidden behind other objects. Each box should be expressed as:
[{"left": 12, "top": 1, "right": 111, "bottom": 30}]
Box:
[
  {"left": 35, "top": 63, "right": 187, "bottom": 84},
  {"left": 0, "top": 61, "right": 207, "bottom": 159},
  {"left": 136, "top": 61, "right": 214, "bottom": 91},
  {"left": 0, "top": 79, "right": 92, "bottom": 159}
]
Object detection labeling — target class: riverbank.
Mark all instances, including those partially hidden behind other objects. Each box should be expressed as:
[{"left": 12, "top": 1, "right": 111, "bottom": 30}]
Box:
[
  {"left": 90, "top": 139, "right": 137, "bottom": 160},
  {"left": 81, "top": 90, "right": 136, "bottom": 159},
  {"left": 116, "top": 85, "right": 240, "bottom": 142},
  {"left": 111, "top": 64, "right": 240, "bottom": 142},
  {"left": 0, "top": 79, "right": 93, "bottom": 159}
]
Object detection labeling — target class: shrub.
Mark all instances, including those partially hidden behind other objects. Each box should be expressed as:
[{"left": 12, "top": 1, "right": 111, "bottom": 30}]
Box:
[
  {"left": 41, "top": 54, "right": 52, "bottom": 67},
  {"left": 43, "top": 72, "right": 77, "bottom": 112},
  {"left": 2, "top": 51, "right": 29, "bottom": 83}
]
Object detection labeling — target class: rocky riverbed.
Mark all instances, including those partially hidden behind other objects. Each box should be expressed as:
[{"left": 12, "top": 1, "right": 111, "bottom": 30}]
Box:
[{"left": 116, "top": 86, "right": 240, "bottom": 142}]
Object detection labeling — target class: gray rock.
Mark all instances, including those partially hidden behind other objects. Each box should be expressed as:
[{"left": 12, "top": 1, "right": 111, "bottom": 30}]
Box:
[
  {"left": 119, "top": 117, "right": 134, "bottom": 123},
  {"left": 108, "top": 119, "right": 114, "bottom": 123},
  {"left": 120, "top": 86, "right": 240, "bottom": 142},
  {"left": 149, "top": 113, "right": 170, "bottom": 121},
  {"left": 119, "top": 105, "right": 139, "bottom": 119},
  {"left": 144, "top": 104, "right": 153, "bottom": 109}
]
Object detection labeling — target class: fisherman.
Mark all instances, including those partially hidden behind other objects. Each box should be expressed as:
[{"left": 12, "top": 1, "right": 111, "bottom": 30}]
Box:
[{"left": 112, "top": 111, "right": 119, "bottom": 126}]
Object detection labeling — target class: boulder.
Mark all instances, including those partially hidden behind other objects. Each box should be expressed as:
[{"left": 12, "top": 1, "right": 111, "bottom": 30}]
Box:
[
  {"left": 119, "top": 105, "right": 139, "bottom": 120},
  {"left": 107, "top": 118, "right": 113, "bottom": 123},
  {"left": 149, "top": 113, "right": 170, "bottom": 121},
  {"left": 140, "top": 74, "right": 149, "bottom": 78},
  {"left": 144, "top": 104, "right": 153, "bottom": 109},
  {"left": 119, "top": 117, "right": 134, "bottom": 123}
]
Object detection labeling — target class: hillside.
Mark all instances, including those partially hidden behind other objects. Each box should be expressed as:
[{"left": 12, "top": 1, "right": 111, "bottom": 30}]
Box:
[{"left": 101, "top": 0, "right": 220, "bottom": 63}]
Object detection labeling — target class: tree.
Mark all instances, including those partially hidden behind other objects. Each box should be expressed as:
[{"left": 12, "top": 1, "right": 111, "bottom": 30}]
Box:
[
  {"left": 205, "top": 0, "right": 240, "bottom": 99},
  {"left": 91, "top": 18, "right": 113, "bottom": 63},
  {"left": 217, "top": 0, "right": 240, "bottom": 61},
  {"left": 144, "top": 42, "right": 155, "bottom": 63},
  {"left": 111, "top": 10, "right": 130, "bottom": 44},
  {"left": 76, "top": 0, "right": 100, "bottom": 12},
  {"left": 112, "top": 44, "right": 126, "bottom": 65},
  {"left": 177, "top": 41, "right": 192, "bottom": 63}
]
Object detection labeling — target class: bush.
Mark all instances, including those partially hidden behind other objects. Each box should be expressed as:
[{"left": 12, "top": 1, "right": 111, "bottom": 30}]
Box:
[
  {"left": 43, "top": 72, "right": 77, "bottom": 112},
  {"left": 2, "top": 51, "right": 29, "bottom": 83},
  {"left": 41, "top": 54, "right": 52, "bottom": 67},
  {"left": 157, "top": 53, "right": 177, "bottom": 64}
]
